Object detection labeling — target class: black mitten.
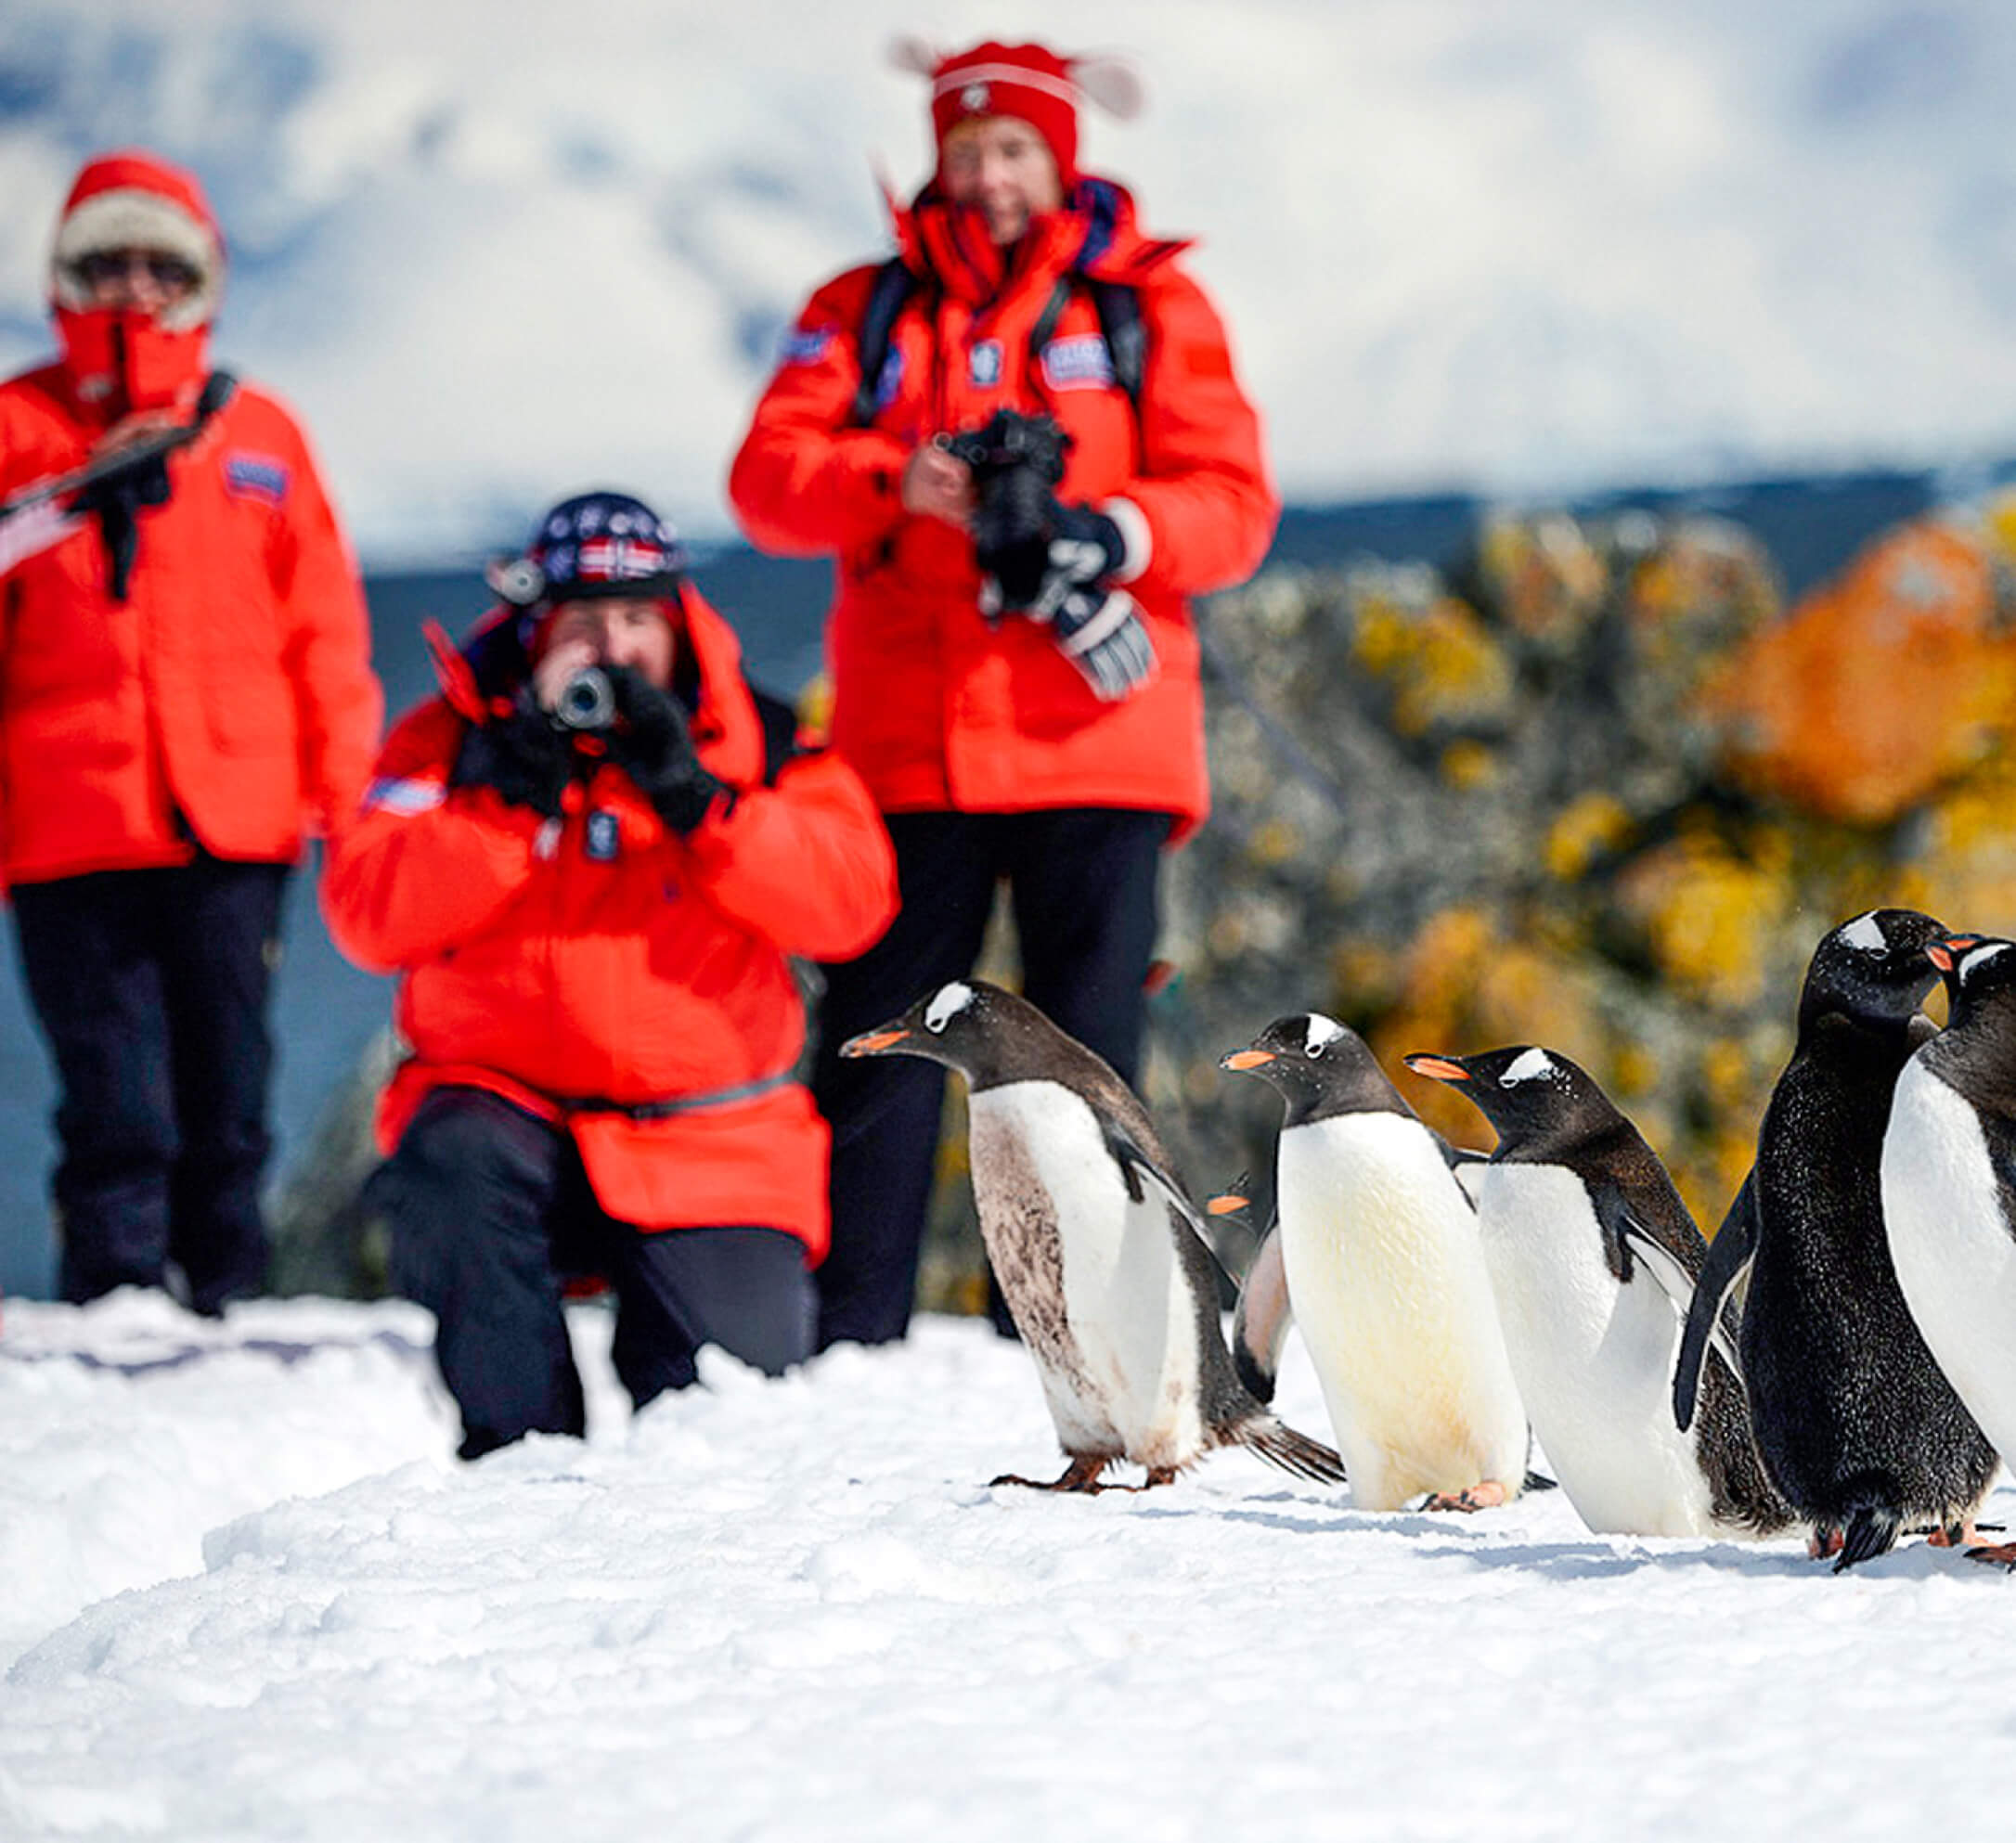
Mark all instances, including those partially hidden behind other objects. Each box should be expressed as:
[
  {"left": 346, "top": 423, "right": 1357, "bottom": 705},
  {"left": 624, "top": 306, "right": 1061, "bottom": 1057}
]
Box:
[
  {"left": 605, "top": 665, "right": 730, "bottom": 833},
  {"left": 448, "top": 698, "right": 577, "bottom": 818}
]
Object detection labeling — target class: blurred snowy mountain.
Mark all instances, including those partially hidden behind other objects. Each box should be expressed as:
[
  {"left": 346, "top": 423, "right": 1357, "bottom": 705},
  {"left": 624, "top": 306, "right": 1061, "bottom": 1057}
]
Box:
[{"left": 6, "top": 1, "right": 2016, "bottom": 564}]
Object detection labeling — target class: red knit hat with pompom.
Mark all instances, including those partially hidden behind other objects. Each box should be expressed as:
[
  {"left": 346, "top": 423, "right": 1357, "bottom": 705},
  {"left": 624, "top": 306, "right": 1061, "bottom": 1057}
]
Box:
[{"left": 891, "top": 38, "right": 1144, "bottom": 186}]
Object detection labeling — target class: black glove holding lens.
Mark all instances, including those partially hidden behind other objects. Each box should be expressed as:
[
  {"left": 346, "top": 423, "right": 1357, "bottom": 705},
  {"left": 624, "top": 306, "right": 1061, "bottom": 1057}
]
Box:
[
  {"left": 449, "top": 695, "right": 580, "bottom": 819},
  {"left": 604, "top": 664, "right": 730, "bottom": 834}
]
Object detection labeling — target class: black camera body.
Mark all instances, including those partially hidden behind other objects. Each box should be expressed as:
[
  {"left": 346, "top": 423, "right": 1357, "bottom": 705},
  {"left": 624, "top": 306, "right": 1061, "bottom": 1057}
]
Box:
[
  {"left": 945, "top": 410, "right": 1071, "bottom": 611},
  {"left": 551, "top": 665, "right": 617, "bottom": 733}
]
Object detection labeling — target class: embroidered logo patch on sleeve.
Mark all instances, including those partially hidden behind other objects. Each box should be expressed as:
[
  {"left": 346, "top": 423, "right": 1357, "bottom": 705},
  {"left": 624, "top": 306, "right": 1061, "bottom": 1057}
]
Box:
[
  {"left": 779, "top": 324, "right": 837, "bottom": 367},
  {"left": 224, "top": 453, "right": 291, "bottom": 505}
]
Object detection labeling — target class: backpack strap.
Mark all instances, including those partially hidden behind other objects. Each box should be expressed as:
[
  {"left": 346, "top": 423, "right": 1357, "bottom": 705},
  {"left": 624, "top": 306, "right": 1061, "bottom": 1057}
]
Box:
[
  {"left": 851, "top": 256, "right": 1146, "bottom": 424},
  {"left": 847, "top": 258, "right": 919, "bottom": 427}
]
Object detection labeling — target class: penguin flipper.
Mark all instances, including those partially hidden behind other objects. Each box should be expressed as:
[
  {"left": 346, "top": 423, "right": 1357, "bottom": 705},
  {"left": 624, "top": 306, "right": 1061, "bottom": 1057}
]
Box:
[
  {"left": 1435, "top": 1131, "right": 1490, "bottom": 1205},
  {"left": 1101, "top": 1117, "right": 1240, "bottom": 1284},
  {"left": 1231, "top": 1218, "right": 1292, "bottom": 1404},
  {"left": 1674, "top": 1173, "right": 1759, "bottom": 1434}
]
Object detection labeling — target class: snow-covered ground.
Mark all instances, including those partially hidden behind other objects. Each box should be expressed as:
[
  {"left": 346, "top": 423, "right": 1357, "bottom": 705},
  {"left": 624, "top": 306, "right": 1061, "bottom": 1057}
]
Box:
[{"left": 3, "top": 1292, "right": 2010, "bottom": 1840}]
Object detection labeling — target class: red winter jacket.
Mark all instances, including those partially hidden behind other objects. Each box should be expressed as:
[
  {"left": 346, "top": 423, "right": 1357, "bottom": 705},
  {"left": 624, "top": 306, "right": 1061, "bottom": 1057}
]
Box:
[
  {"left": 729, "top": 176, "right": 1279, "bottom": 841},
  {"left": 321, "top": 584, "right": 898, "bottom": 1257},
  {"left": 0, "top": 362, "right": 381, "bottom": 886}
]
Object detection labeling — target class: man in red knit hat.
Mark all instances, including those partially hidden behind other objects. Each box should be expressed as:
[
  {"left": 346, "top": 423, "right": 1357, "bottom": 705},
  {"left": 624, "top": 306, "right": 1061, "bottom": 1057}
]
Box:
[
  {"left": 731, "top": 40, "right": 1279, "bottom": 1347},
  {"left": 0, "top": 149, "right": 382, "bottom": 1312}
]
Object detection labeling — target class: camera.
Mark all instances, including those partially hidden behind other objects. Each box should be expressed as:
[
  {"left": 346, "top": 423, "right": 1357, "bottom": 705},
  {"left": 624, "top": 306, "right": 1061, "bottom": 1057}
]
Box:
[
  {"left": 551, "top": 665, "right": 617, "bottom": 733},
  {"left": 944, "top": 410, "right": 1072, "bottom": 611}
]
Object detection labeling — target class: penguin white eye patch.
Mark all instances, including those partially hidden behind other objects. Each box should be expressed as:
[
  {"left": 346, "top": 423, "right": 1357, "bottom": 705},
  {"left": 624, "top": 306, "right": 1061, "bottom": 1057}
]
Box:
[
  {"left": 1958, "top": 943, "right": 2010, "bottom": 984},
  {"left": 925, "top": 983, "right": 976, "bottom": 1032},
  {"left": 1302, "top": 1015, "right": 1346, "bottom": 1056},
  {"left": 1837, "top": 911, "right": 1887, "bottom": 953},
  {"left": 1498, "top": 1048, "right": 1557, "bottom": 1086}
]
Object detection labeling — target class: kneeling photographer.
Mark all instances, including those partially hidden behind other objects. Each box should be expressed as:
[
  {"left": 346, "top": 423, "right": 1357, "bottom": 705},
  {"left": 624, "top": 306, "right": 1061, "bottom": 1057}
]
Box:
[{"left": 322, "top": 491, "right": 898, "bottom": 1458}]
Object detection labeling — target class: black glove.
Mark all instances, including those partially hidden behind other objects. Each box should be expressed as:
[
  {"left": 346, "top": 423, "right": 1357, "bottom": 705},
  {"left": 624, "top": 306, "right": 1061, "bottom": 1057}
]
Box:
[
  {"left": 1028, "top": 502, "right": 1129, "bottom": 621},
  {"left": 1027, "top": 503, "right": 1155, "bottom": 701},
  {"left": 448, "top": 697, "right": 578, "bottom": 819},
  {"left": 605, "top": 665, "right": 730, "bottom": 833}
]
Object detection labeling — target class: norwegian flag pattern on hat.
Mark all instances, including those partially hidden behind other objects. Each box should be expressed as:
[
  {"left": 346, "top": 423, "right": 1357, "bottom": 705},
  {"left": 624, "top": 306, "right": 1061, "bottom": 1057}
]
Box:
[{"left": 512, "top": 491, "right": 689, "bottom": 605}]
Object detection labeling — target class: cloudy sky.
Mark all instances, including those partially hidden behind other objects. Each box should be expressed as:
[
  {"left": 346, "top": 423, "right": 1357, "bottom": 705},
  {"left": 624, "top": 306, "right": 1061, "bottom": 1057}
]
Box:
[{"left": 6, "top": 1, "right": 2016, "bottom": 561}]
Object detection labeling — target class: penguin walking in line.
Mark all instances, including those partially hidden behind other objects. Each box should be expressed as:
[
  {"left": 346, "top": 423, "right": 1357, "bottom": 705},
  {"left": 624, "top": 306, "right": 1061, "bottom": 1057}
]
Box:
[
  {"left": 1221, "top": 1014, "right": 1530, "bottom": 1513},
  {"left": 841, "top": 981, "right": 1347, "bottom": 1492},
  {"left": 1674, "top": 909, "right": 1997, "bottom": 1570},
  {"left": 1405, "top": 1046, "right": 1791, "bottom": 1540},
  {"left": 1882, "top": 933, "right": 2016, "bottom": 1566}
]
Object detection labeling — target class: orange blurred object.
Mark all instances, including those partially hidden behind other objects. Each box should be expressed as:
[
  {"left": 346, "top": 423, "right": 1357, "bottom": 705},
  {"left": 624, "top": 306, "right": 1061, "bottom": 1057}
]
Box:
[{"left": 1700, "top": 522, "right": 2016, "bottom": 824}]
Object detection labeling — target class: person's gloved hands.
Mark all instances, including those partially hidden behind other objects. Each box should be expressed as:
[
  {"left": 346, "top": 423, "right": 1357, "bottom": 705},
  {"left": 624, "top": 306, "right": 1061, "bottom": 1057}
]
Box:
[
  {"left": 1043, "top": 584, "right": 1158, "bottom": 701},
  {"left": 605, "top": 665, "right": 730, "bottom": 833},
  {"left": 448, "top": 696, "right": 579, "bottom": 819},
  {"left": 1020, "top": 502, "right": 1154, "bottom": 701},
  {"left": 1027, "top": 502, "right": 1130, "bottom": 622}
]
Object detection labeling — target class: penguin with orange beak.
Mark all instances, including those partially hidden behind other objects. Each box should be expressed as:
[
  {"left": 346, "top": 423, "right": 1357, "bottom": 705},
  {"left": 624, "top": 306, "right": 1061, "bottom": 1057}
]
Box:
[
  {"left": 843, "top": 980, "right": 1346, "bottom": 1493},
  {"left": 1221, "top": 1013, "right": 1529, "bottom": 1513}
]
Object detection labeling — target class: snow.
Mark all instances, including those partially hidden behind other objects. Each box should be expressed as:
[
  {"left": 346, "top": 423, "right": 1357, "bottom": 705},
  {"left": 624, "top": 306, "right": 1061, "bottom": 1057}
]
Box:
[
  {"left": 9, "top": 3, "right": 2016, "bottom": 561},
  {"left": 4, "top": 1291, "right": 2012, "bottom": 1839}
]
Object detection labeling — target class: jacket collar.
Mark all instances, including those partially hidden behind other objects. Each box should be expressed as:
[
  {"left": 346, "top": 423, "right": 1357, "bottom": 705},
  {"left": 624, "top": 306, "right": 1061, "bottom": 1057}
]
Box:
[{"left": 891, "top": 174, "right": 1190, "bottom": 308}]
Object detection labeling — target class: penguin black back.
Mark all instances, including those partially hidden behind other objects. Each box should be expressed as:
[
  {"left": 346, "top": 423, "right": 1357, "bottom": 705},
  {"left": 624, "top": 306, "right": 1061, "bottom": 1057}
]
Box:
[{"left": 1723, "top": 909, "right": 1997, "bottom": 1566}]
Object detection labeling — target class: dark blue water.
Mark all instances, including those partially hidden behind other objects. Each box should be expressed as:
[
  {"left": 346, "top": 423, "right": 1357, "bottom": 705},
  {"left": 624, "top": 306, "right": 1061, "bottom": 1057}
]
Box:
[{"left": 0, "top": 470, "right": 1957, "bottom": 1295}]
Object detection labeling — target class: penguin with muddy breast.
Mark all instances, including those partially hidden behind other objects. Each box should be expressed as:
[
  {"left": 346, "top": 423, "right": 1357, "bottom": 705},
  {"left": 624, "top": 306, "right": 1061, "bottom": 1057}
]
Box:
[
  {"left": 1674, "top": 909, "right": 1997, "bottom": 1570},
  {"left": 841, "top": 980, "right": 1347, "bottom": 1492},
  {"left": 1406, "top": 1045, "right": 1791, "bottom": 1540},
  {"left": 1221, "top": 1014, "right": 1530, "bottom": 1512},
  {"left": 1881, "top": 932, "right": 2016, "bottom": 1566}
]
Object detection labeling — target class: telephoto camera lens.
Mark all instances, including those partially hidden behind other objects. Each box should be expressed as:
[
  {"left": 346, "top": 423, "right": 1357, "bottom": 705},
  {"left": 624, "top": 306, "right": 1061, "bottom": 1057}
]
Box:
[{"left": 552, "top": 665, "right": 616, "bottom": 732}]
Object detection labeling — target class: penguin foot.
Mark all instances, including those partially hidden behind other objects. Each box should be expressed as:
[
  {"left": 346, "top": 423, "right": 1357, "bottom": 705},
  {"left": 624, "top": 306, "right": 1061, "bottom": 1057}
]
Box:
[
  {"left": 1926, "top": 1522, "right": 1978, "bottom": 1549},
  {"left": 1808, "top": 1527, "right": 1844, "bottom": 1560},
  {"left": 1963, "top": 1542, "right": 2016, "bottom": 1570},
  {"left": 1422, "top": 1481, "right": 1509, "bottom": 1514},
  {"left": 990, "top": 1455, "right": 1114, "bottom": 1493}
]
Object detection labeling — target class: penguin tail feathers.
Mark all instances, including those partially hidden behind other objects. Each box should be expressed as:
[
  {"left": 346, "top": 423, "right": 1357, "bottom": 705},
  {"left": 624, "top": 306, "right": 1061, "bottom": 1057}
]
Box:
[
  {"left": 1833, "top": 1480, "right": 1905, "bottom": 1573},
  {"left": 1233, "top": 1414, "right": 1348, "bottom": 1487}
]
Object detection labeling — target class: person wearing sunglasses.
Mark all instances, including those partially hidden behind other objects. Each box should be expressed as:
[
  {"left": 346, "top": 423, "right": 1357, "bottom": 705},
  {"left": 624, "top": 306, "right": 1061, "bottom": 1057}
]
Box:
[{"left": 0, "top": 148, "right": 382, "bottom": 1313}]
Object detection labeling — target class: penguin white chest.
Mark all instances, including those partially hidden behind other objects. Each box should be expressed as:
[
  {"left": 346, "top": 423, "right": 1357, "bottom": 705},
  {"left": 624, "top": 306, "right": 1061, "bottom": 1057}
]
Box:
[
  {"left": 967, "top": 1083, "right": 1206, "bottom": 1467},
  {"left": 1275, "top": 1113, "right": 1527, "bottom": 1508},
  {"left": 1475, "top": 1164, "right": 1717, "bottom": 1537},
  {"left": 1882, "top": 1059, "right": 2016, "bottom": 1461}
]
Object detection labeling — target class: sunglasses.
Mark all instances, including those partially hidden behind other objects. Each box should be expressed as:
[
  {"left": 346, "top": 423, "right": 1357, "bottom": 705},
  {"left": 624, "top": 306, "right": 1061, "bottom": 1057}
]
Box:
[{"left": 71, "top": 249, "right": 200, "bottom": 293}]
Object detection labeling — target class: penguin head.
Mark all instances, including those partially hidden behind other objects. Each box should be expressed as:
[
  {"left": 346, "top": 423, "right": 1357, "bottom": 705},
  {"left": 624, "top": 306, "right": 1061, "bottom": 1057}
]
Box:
[
  {"left": 1220, "top": 1013, "right": 1408, "bottom": 1126},
  {"left": 838, "top": 977, "right": 1082, "bottom": 1089},
  {"left": 1403, "top": 1045, "right": 1615, "bottom": 1157},
  {"left": 1798, "top": 909, "right": 1947, "bottom": 1034},
  {"left": 840, "top": 979, "right": 1010, "bottom": 1076},
  {"left": 1928, "top": 933, "right": 2016, "bottom": 1029}
]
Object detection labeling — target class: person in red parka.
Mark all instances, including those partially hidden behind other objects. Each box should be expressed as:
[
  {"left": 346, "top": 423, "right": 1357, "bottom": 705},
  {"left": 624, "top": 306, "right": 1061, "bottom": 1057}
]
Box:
[
  {"left": 729, "top": 40, "right": 1280, "bottom": 1348},
  {"left": 323, "top": 492, "right": 898, "bottom": 1458},
  {"left": 0, "top": 149, "right": 381, "bottom": 1313}
]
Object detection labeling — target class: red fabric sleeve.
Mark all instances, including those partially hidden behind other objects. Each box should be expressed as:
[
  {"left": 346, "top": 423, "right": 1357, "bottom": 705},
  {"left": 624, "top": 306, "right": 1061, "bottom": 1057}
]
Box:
[
  {"left": 1114, "top": 267, "right": 1280, "bottom": 598},
  {"left": 319, "top": 702, "right": 549, "bottom": 974},
  {"left": 680, "top": 744, "right": 898, "bottom": 961},
  {"left": 265, "top": 407, "right": 383, "bottom": 835},
  {"left": 727, "top": 269, "right": 912, "bottom": 558}
]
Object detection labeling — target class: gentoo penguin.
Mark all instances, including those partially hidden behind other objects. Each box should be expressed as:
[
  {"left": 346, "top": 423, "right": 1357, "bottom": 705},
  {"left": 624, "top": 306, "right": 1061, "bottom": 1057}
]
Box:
[
  {"left": 841, "top": 981, "right": 1346, "bottom": 1492},
  {"left": 1404, "top": 1046, "right": 1790, "bottom": 1540},
  {"left": 1221, "top": 1014, "right": 1529, "bottom": 1512},
  {"left": 1674, "top": 909, "right": 1997, "bottom": 1570},
  {"left": 1882, "top": 933, "right": 2016, "bottom": 1566}
]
